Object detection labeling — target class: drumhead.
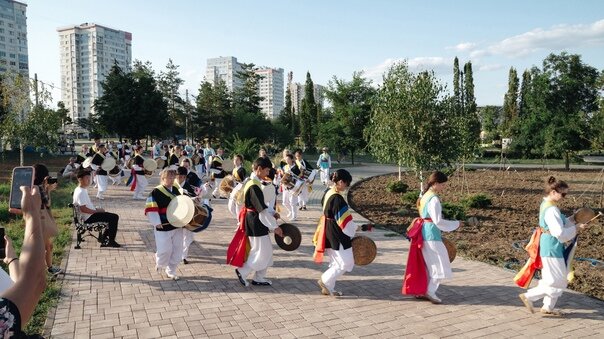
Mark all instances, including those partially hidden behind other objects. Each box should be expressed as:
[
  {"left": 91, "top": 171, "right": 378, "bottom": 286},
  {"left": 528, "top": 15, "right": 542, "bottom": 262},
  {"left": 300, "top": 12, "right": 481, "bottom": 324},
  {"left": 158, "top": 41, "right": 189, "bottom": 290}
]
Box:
[
  {"left": 82, "top": 157, "right": 93, "bottom": 168},
  {"left": 222, "top": 160, "right": 234, "bottom": 174},
  {"left": 351, "top": 235, "right": 377, "bottom": 265},
  {"left": 143, "top": 158, "right": 158, "bottom": 172},
  {"left": 101, "top": 157, "right": 116, "bottom": 171},
  {"left": 155, "top": 158, "right": 166, "bottom": 169},
  {"left": 166, "top": 195, "right": 195, "bottom": 227},
  {"left": 574, "top": 207, "right": 596, "bottom": 224}
]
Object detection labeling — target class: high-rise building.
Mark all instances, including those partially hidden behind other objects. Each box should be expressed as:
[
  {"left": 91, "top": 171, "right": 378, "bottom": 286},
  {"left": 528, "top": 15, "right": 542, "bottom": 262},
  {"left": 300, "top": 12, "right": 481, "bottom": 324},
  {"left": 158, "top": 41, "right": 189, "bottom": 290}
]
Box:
[
  {"left": 205, "top": 56, "right": 243, "bottom": 92},
  {"left": 290, "top": 82, "right": 325, "bottom": 115},
  {"left": 255, "top": 67, "right": 284, "bottom": 119},
  {"left": 58, "top": 23, "right": 132, "bottom": 127},
  {"left": 0, "top": 0, "right": 28, "bottom": 77}
]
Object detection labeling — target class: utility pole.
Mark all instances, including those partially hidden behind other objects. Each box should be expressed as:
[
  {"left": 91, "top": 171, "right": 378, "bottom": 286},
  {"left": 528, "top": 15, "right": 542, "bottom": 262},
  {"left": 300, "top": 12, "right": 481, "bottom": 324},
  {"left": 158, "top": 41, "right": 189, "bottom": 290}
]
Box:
[
  {"left": 185, "top": 89, "right": 189, "bottom": 144},
  {"left": 34, "top": 73, "right": 39, "bottom": 106}
]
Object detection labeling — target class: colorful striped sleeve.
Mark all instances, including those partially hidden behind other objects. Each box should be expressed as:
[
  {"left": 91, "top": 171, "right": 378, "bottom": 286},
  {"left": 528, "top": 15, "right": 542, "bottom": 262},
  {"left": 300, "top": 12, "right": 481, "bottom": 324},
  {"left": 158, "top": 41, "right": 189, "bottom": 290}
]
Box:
[
  {"left": 335, "top": 204, "right": 353, "bottom": 230},
  {"left": 144, "top": 196, "right": 159, "bottom": 215}
]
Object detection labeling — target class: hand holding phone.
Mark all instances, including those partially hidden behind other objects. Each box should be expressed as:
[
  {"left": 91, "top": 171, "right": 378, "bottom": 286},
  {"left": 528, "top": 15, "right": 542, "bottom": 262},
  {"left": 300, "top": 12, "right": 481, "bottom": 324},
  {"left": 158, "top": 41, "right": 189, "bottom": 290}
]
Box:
[
  {"left": 8, "top": 166, "right": 35, "bottom": 214},
  {"left": 0, "top": 228, "right": 5, "bottom": 259}
]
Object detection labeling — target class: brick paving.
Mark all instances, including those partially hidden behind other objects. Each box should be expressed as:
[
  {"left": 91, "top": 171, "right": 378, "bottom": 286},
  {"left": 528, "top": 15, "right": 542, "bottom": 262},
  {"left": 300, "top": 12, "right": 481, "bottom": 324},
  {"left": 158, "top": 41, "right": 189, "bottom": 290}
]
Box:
[{"left": 46, "top": 165, "right": 604, "bottom": 338}]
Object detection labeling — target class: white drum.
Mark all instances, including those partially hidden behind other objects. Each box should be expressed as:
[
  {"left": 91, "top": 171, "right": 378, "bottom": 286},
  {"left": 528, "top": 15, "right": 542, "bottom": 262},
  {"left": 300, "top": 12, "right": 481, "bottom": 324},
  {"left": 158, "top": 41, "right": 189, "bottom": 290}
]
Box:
[
  {"left": 82, "top": 157, "right": 93, "bottom": 169},
  {"left": 143, "top": 158, "right": 158, "bottom": 172},
  {"left": 166, "top": 195, "right": 195, "bottom": 228},
  {"left": 101, "top": 157, "right": 116, "bottom": 171}
]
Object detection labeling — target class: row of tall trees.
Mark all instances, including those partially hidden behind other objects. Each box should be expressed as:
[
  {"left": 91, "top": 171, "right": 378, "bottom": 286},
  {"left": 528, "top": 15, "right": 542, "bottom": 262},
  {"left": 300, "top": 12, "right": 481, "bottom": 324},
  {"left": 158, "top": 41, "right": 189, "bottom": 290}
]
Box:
[{"left": 482, "top": 52, "right": 602, "bottom": 169}]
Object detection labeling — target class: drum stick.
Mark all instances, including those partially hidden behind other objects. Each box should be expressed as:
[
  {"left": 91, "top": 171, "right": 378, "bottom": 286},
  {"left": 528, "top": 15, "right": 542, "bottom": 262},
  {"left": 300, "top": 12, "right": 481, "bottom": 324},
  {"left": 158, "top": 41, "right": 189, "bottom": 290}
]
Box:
[{"left": 584, "top": 212, "right": 603, "bottom": 225}]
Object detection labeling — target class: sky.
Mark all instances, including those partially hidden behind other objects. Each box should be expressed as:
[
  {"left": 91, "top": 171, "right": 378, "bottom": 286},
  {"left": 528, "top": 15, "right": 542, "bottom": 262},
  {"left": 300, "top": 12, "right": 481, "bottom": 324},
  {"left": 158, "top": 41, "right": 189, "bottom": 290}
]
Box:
[{"left": 25, "top": 0, "right": 604, "bottom": 107}]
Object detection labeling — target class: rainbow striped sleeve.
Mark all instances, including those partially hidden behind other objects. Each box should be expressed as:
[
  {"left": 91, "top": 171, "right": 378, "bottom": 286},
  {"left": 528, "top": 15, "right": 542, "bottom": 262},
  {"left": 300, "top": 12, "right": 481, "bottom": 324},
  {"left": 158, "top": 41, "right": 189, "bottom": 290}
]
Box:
[
  {"left": 336, "top": 205, "right": 353, "bottom": 230},
  {"left": 144, "top": 196, "right": 158, "bottom": 215}
]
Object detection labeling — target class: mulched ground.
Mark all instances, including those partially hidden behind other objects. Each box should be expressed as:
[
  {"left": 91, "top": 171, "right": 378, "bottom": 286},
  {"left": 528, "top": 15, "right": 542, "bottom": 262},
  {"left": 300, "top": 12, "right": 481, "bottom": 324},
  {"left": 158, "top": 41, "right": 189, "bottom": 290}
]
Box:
[{"left": 349, "top": 168, "right": 604, "bottom": 300}]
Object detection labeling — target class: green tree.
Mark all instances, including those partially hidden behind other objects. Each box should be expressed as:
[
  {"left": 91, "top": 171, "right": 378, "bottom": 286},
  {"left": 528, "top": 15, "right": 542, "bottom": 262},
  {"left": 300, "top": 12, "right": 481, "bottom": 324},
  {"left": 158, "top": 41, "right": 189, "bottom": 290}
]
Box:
[
  {"left": 231, "top": 63, "right": 270, "bottom": 142},
  {"left": 131, "top": 60, "right": 171, "bottom": 141},
  {"left": 322, "top": 72, "right": 376, "bottom": 164},
  {"left": 194, "top": 80, "right": 232, "bottom": 142},
  {"left": 541, "top": 52, "right": 599, "bottom": 168},
  {"left": 366, "top": 62, "right": 456, "bottom": 182},
  {"left": 501, "top": 67, "right": 519, "bottom": 137},
  {"left": 478, "top": 105, "right": 502, "bottom": 142},
  {"left": 93, "top": 63, "right": 136, "bottom": 139},
  {"left": 158, "top": 59, "right": 185, "bottom": 136},
  {"left": 56, "top": 101, "right": 71, "bottom": 134},
  {"left": 518, "top": 69, "right": 532, "bottom": 117},
  {"left": 453, "top": 57, "right": 461, "bottom": 104},
  {"left": 299, "top": 72, "right": 318, "bottom": 151}
]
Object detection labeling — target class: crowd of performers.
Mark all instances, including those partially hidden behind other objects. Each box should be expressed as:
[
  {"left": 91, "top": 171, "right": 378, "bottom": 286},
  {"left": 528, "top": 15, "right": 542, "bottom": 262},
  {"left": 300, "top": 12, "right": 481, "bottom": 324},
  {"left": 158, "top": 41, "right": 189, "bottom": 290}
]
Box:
[{"left": 69, "top": 139, "right": 589, "bottom": 315}]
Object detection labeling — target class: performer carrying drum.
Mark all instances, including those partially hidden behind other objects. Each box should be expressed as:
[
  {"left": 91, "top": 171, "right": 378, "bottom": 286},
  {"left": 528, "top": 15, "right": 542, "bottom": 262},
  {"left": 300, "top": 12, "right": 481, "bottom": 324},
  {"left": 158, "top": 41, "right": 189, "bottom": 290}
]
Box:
[
  {"left": 130, "top": 146, "right": 148, "bottom": 200},
  {"left": 144, "top": 168, "right": 184, "bottom": 280},
  {"left": 313, "top": 169, "right": 359, "bottom": 297},
  {"left": 294, "top": 149, "right": 313, "bottom": 211},
  {"left": 402, "top": 171, "right": 463, "bottom": 304},
  {"left": 227, "top": 157, "right": 283, "bottom": 287},
  {"left": 90, "top": 144, "right": 112, "bottom": 200},
  {"left": 281, "top": 154, "right": 301, "bottom": 221}
]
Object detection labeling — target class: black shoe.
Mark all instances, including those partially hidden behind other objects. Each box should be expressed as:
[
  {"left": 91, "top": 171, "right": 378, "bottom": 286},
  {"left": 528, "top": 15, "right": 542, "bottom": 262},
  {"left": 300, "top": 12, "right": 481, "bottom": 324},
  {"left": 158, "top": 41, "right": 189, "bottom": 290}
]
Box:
[
  {"left": 102, "top": 241, "right": 121, "bottom": 248},
  {"left": 183, "top": 259, "right": 189, "bottom": 265},
  {"left": 302, "top": 206, "right": 307, "bottom": 211},
  {"left": 298, "top": 206, "right": 303, "bottom": 210},
  {"left": 251, "top": 280, "right": 272, "bottom": 286},
  {"left": 235, "top": 269, "right": 249, "bottom": 286},
  {"left": 47, "top": 266, "right": 64, "bottom": 275}
]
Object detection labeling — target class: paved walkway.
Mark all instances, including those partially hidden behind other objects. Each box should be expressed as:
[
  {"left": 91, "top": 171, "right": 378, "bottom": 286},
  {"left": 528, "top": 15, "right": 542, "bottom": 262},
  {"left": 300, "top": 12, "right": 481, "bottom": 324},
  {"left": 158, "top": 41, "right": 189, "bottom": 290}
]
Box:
[{"left": 46, "top": 165, "right": 604, "bottom": 338}]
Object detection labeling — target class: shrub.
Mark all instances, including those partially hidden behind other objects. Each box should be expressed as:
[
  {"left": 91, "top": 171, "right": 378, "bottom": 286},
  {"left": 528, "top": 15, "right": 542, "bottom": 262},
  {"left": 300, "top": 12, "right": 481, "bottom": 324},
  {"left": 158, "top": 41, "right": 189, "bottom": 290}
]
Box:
[
  {"left": 401, "top": 190, "right": 420, "bottom": 205},
  {"left": 461, "top": 194, "right": 492, "bottom": 208},
  {"left": 441, "top": 202, "right": 467, "bottom": 220},
  {"left": 0, "top": 200, "right": 11, "bottom": 223},
  {"left": 0, "top": 183, "right": 10, "bottom": 198},
  {"left": 387, "top": 180, "right": 408, "bottom": 193}
]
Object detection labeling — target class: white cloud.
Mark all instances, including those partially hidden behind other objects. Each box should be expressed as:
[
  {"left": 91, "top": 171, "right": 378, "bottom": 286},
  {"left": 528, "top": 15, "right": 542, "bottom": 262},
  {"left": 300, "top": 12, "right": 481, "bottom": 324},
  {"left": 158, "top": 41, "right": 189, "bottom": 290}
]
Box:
[
  {"left": 363, "top": 56, "right": 452, "bottom": 83},
  {"left": 448, "top": 42, "right": 477, "bottom": 52},
  {"left": 473, "top": 19, "right": 604, "bottom": 58}
]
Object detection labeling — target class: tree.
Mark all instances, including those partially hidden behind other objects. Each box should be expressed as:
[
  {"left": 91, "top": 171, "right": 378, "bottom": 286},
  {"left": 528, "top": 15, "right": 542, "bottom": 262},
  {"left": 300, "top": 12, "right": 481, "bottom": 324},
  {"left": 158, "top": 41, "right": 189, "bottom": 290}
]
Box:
[
  {"left": 518, "top": 69, "right": 532, "bottom": 118},
  {"left": 478, "top": 106, "right": 502, "bottom": 142},
  {"left": 453, "top": 57, "right": 461, "bottom": 104},
  {"left": 366, "top": 62, "right": 456, "bottom": 183},
  {"left": 322, "top": 72, "right": 376, "bottom": 164},
  {"left": 56, "top": 101, "right": 71, "bottom": 134},
  {"left": 0, "top": 72, "right": 64, "bottom": 164},
  {"left": 130, "top": 60, "right": 171, "bottom": 141},
  {"left": 231, "top": 63, "right": 269, "bottom": 143},
  {"left": 93, "top": 63, "right": 136, "bottom": 139},
  {"left": 158, "top": 59, "right": 185, "bottom": 137},
  {"left": 541, "top": 52, "right": 599, "bottom": 169},
  {"left": 193, "top": 80, "right": 232, "bottom": 142},
  {"left": 299, "top": 72, "right": 318, "bottom": 151},
  {"left": 501, "top": 67, "right": 519, "bottom": 137}
]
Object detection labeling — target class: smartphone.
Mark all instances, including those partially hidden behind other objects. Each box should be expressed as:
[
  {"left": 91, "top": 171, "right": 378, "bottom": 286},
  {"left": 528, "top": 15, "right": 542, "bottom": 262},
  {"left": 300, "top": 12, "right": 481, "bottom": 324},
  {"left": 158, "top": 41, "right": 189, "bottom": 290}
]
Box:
[
  {"left": 8, "top": 166, "right": 35, "bottom": 214},
  {"left": 47, "top": 177, "right": 58, "bottom": 185},
  {"left": 0, "top": 228, "right": 5, "bottom": 259}
]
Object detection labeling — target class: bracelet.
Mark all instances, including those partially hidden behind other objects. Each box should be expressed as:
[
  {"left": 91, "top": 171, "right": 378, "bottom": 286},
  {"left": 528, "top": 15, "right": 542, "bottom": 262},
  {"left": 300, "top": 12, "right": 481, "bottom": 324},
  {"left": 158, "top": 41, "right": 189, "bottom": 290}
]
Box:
[{"left": 6, "top": 258, "right": 18, "bottom": 266}]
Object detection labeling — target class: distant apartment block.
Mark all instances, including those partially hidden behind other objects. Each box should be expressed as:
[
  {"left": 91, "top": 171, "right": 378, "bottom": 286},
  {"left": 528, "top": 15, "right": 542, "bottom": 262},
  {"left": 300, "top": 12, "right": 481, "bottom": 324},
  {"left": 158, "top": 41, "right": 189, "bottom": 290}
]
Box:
[
  {"left": 290, "top": 82, "right": 325, "bottom": 114},
  {"left": 205, "top": 56, "right": 243, "bottom": 93},
  {"left": 255, "top": 67, "right": 284, "bottom": 119},
  {"left": 205, "top": 56, "right": 285, "bottom": 119},
  {"left": 58, "top": 23, "right": 132, "bottom": 127},
  {"left": 0, "top": 0, "right": 28, "bottom": 77}
]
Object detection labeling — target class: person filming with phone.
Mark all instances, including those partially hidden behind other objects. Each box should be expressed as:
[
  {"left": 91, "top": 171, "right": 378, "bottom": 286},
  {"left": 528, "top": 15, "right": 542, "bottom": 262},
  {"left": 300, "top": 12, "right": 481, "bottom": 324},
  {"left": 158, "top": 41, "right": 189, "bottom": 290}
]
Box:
[
  {"left": 0, "top": 185, "right": 48, "bottom": 337},
  {"left": 33, "top": 164, "right": 64, "bottom": 276},
  {"left": 72, "top": 168, "right": 121, "bottom": 248}
]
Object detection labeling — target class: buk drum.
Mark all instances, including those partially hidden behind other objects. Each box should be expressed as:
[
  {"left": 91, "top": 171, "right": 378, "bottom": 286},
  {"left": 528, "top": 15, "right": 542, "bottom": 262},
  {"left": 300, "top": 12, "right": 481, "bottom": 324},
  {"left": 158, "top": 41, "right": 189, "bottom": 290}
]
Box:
[
  {"left": 166, "top": 195, "right": 195, "bottom": 228},
  {"left": 219, "top": 175, "right": 236, "bottom": 196},
  {"left": 191, "top": 154, "right": 201, "bottom": 165},
  {"left": 280, "top": 173, "right": 297, "bottom": 190},
  {"left": 101, "top": 156, "right": 117, "bottom": 172},
  {"left": 155, "top": 157, "right": 166, "bottom": 169},
  {"left": 443, "top": 237, "right": 457, "bottom": 263},
  {"left": 108, "top": 166, "right": 121, "bottom": 177},
  {"left": 184, "top": 203, "right": 212, "bottom": 233},
  {"left": 82, "top": 157, "right": 94, "bottom": 169}
]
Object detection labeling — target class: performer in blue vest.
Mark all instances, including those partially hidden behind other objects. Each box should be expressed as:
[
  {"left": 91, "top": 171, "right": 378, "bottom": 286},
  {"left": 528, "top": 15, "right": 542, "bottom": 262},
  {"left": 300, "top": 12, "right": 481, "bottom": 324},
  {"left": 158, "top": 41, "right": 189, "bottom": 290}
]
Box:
[
  {"left": 402, "top": 171, "right": 462, "bottom": 304},
  {"left": 519, "top": 176, "right": 585, "bottom": 316}
]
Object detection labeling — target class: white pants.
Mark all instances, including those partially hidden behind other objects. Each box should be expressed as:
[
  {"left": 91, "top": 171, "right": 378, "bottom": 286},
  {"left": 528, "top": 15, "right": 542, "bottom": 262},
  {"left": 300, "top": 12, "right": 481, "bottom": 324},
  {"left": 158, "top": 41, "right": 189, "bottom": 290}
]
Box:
[
  {"left": 320, "top": 168, "right": 330, "bottom": 184},
  {"left": 96, "top": 175, "right": 108, "bottom": 198},
  {"left": 298, "top": 185, "right": 309, "bottom": 207},
  {"left": 134, "top": 174, "right": 148, "bottom": 198},
  {"left": 182, "top": 229, "right": 194, "bottom": 260},
  {"left": 422, "top": 240, "right": 452, "bottom": 296},
  {"left": 525, "top": 257, "right": 567, "bottom": 311},
  {"left": 282, "top": 189, "right": 298, "bottom": 220},
  {"left": 238, "top": 235, "right": 273, "bottom": 282},
  {"left": 321, "top": 246, "right": 354, "bottom": 291},
  {"left": 154, "top": 228, "right": 184, "bottom": 276}
]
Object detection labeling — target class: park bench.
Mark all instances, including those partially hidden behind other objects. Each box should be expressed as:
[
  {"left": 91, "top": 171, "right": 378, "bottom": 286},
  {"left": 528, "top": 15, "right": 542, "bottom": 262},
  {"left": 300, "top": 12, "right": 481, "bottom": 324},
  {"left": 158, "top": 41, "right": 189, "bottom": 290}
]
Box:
[{"left": 69, "top": 203, "right": 109, "bottom": 249}]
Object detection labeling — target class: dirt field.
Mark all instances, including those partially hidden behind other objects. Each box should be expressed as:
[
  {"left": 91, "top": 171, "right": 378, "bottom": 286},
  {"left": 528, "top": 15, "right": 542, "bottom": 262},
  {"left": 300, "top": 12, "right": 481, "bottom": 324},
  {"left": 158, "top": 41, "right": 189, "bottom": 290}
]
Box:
[{"left": 349, "top": 168, "right": 604, "bottom": 300}]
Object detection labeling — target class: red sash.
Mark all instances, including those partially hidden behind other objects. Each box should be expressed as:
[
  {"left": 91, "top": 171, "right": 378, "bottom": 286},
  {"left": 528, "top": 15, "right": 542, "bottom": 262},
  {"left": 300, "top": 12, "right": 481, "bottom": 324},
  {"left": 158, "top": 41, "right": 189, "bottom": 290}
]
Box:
[
  {"left": 513, "top": 228, "right": 543, "bottom": 288},
  {"left": 129, "top": 168, "right": 137, "bottom": 191},
  {"left": 226, "top": 207, "right": 253, "bottom": 267},
  {"left": 401, "top": 217, "right": 432, "bottom": 295}
]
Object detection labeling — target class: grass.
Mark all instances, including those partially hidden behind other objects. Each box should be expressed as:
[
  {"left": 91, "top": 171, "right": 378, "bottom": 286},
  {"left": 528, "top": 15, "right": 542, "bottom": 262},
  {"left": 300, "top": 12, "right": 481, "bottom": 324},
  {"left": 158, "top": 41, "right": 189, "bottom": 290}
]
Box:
[{"left": 0, "top": 175, "right": 75, "bottom": 336}]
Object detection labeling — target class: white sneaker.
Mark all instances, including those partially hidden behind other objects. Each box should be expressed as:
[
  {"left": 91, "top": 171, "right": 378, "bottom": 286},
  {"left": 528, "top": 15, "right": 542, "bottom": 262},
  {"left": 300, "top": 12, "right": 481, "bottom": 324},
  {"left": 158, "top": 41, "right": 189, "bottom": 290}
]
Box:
[{"left": 166, "top": 273, "right": 179, "bottom": 280}]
